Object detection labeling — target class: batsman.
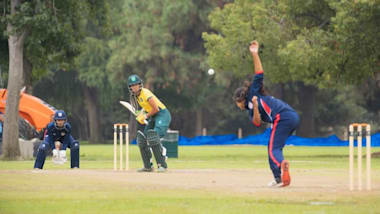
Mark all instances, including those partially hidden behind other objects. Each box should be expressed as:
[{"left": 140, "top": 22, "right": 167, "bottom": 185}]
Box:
[{"left": 128, "top": 74, "right": 171, "bottom": 172}]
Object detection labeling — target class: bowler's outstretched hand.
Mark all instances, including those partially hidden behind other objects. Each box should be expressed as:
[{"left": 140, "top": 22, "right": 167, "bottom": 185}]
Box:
[{"left": 250, "top": 40, "right": 260, "bottom": 54}]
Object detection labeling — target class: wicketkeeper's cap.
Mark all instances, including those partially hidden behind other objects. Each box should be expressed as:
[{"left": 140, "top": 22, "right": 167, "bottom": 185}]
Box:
[{"left": 54, "top": 110, "right": 67, "bottom": 121}]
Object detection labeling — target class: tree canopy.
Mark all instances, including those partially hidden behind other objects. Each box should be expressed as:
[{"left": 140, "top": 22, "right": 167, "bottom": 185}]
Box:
[{"left": 1, "top": 0, "right": 380, "bottom": 159}]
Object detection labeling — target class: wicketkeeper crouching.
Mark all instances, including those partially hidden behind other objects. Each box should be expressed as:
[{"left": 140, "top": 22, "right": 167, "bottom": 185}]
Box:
[{"left": 33, "top": 110, "right": 80, "bottom": 170}]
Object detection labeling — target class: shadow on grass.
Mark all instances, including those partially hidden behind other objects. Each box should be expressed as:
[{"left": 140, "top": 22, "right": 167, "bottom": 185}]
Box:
[
  {"left": 287, "top": 154, "right": 347, "bottom": 159},
  {"left": 373, "top": 152, "right": 380, "bottom": 158},
  {"left": 289, "top": 153, "right": 380, "bottom": 159}
]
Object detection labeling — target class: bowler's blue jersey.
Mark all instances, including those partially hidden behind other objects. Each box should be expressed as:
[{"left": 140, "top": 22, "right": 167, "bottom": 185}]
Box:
[{"left": 245, "top": 71, "right": 296, "bottom": 125}]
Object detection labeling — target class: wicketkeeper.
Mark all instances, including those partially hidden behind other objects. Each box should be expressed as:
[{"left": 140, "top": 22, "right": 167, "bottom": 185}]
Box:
[
  {"left": 33, "top": 110, "right": 80, "bottom": 170},
  {"left": 128, "top": 74, "right": 171, "bottom": 172}
]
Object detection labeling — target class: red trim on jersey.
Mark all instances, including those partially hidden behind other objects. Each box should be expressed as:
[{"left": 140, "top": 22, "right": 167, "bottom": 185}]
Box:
[
  {"left": 43, "top": 129, "right": 48, "bottom": 140},
  {"left": 255, "top": 70, "right": 264, "bottom": 74},
  {"left": 269, "top": 114, "right": 281, "bottom": 167},
  {"left": 260, "top": 99, "right": 272, "bottom": 121}
]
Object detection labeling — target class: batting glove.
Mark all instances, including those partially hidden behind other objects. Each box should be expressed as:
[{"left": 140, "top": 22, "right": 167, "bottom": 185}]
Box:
[{"left": 136, "top": 113, "right": 147, "bottom": 125}]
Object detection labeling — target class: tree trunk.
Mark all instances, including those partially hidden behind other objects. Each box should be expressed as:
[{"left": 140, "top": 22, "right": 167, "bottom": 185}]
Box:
[
  {"left": 296, "top": 83, "right": 316, "bottom": 137},
  {"left": 271, "top": 83, "right": 285, "bottom": 100},
  {"left": 375, "top": 73, "right": 380, "bottom": 88},
  {"left": 0, "top": 66, "right": 4, "bottom": 88},
  {"left": 83, "top": 86, "right": 103, "bottom": 144},
  {"left": 73, "top": 111, "right": 88, "bottom": 140},
  {"left": 3, "top": 0, "right": 26, "bottom": 159},
  {"left": 195, "top": 109, "right": 202, "bottom": 136},
  {"left": 145, "top": 76, "right": 153, "bottom": 91},
  {"left": 23, "top": 57, "right": 33, "bottom": 94}
]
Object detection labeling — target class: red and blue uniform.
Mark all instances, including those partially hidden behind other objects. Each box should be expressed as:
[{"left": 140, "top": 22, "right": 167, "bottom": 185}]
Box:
[{"left": 245, "top": 70, "right": 300, "bottom": 180}]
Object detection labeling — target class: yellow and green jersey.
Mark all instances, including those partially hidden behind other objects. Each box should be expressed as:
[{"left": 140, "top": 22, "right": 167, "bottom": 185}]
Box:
[{"left": 137, "top": 88, "right": 166, "bottom": 113}]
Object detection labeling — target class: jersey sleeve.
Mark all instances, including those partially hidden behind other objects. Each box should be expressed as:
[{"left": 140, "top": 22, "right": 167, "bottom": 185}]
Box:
[
  {"left": 248, "top": 103, "right": 261, "bottom": 127},
  {"left": 46, "top": 124, "right": 54, "bottom": 146},
  {"left": 63, "top": 123, "right": 72, "bottom": 144},
  {"left": 250, "top": 73, "right": 264, "bottom": 94},
  {"left": 143, "top": 89, "right": 154, "bottom": 100}
]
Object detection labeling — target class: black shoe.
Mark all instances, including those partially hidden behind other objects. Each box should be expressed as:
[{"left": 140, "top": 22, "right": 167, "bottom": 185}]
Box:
[{"left": 137, "top": 167, "right": 154, "bottom": 172}]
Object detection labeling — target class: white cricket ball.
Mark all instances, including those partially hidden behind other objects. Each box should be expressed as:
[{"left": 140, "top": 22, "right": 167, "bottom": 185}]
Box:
[{"left": 208, "top": 68, "right": 215, "bottom": 75}]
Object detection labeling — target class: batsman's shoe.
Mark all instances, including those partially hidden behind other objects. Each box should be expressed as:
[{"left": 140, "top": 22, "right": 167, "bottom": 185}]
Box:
[
  {"left": 137, "top": 167, "right": 154, "bottom": 172},
  {"left": 157, "top": 166, "right": 167, "bottom": 173},
  {"left": 281, "top": 160, "right": 291, "bottom": 187}
]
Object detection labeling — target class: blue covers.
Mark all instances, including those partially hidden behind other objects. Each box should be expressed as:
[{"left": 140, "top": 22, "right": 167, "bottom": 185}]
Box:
[
  {"left": 178, "top": 128, "right": 380, "bottom": 147},
  {"left": 129, "top": 128, "right": 379, "bottom": 146}
]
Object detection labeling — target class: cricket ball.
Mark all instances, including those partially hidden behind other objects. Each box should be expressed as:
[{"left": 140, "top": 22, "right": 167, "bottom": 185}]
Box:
[{"left": 208, "top": 68, "right": 215, "bottom": 75}]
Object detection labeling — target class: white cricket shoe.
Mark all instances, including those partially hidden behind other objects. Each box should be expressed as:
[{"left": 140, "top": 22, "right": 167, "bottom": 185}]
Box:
[
  {"left": 267, "top": 180, "right": 283, "bottom": 188},
  {"left": 32, "top": 168, "right": 43, "bottom": 173}
]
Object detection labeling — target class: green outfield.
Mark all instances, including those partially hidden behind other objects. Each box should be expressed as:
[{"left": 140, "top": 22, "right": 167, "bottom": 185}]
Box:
[{"left": 0, "top": 144, "right": 379, "bottom": 214}]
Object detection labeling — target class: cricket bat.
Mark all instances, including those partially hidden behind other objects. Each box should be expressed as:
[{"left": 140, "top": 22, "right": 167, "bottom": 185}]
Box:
[{"left": 119, "top": 101, "right": 148, "bottom": 124}]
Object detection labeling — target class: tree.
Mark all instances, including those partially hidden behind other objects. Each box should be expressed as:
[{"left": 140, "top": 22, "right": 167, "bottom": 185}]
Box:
[
  {"left": 1, "top": 0, "right": 108, "bottom": 159},
  {"left": 330, "top": 0, "right": 380, "bottom": 83},
  {"left": 106, "top": 0, "right": 230, "bottom": 137},
  {"left": 2, "top": 0, "right": 26, "bottom": 159},
  {"left": 74, "top": 2, "right": 111, "bottom": 144},
  {"left": 75, "top": 37, "right": 111, "bottom": 144},
  {"left": 203, "top": 0, "right": 339, "bottom": 137},
  {"left": 278, "top": 0, "right": 380, "bottom": 135}
]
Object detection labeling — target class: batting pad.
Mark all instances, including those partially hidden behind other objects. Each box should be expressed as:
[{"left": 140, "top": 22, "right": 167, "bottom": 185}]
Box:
[
  {"left": 137, "top": 131, "right": 153, "bottom": 169},
  {"left": 147, "top": 130, "right": 167, "bottom": 168}
]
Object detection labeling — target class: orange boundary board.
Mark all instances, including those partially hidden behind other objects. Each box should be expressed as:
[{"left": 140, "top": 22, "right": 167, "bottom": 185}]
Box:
[{"left": 0, "top": 89, "right": 55, "bottom": 132}]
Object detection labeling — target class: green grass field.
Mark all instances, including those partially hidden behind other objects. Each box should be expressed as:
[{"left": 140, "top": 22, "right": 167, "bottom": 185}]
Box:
[{"left": 1, "top": 144, "right": 379, "bottom": 214}]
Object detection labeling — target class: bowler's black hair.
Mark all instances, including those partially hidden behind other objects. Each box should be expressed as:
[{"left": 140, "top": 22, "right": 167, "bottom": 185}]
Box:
[{"left": 233, "top": 80, "right": 267, "bottom": 103}]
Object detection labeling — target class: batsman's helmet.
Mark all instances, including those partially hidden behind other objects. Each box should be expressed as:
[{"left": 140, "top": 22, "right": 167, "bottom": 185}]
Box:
[
  {"left": 128, "top": 75, "right": 143, "bottom": 87},
  {"left": 54, "top": 110, "right": 67, "bottom": 121}
]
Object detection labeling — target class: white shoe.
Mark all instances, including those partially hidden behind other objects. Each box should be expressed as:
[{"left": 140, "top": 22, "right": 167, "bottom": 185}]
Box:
[
  {"left": 267, "top": 180, "right": 283, "bottom": 188},
  {"left": 32, "top": 168, "right": 43, "bottom": 173}
]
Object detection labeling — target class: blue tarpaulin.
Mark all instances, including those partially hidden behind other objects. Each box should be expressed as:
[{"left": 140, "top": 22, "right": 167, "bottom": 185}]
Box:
[{"left": 178, "top": 128, "right": 380, "bottom": 147}]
